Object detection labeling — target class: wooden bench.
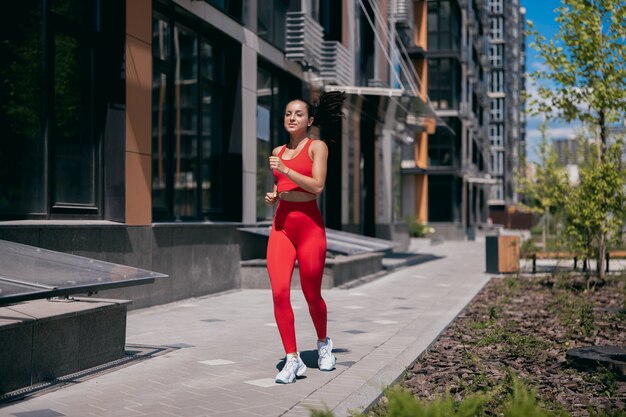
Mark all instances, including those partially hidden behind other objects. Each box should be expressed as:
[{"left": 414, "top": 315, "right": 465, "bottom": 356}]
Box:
[{"left": 525, "top": 251, "right": 626, "bottom": 273}]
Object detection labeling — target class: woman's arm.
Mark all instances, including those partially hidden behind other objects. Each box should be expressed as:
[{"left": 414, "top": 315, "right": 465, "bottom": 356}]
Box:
[
  {"left": 273, "top": 140, "right": 328, "bottom": 195},
  {"left": 264, "top": 146, "right": 283, "bottom": 206}
]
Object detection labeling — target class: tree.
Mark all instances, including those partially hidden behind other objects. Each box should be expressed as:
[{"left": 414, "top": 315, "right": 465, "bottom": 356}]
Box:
[
  {"left": 526, "top": 0, "right": 626, "bottom": 277},
  {"left": 563, "top": 142, "right": 626, "bottom": 279},
  {"left": 517, "top": 122, "right": 569, "bottom": 250},
  {"left": 527, "top": 0, "right": 626, "bottom": 154}
]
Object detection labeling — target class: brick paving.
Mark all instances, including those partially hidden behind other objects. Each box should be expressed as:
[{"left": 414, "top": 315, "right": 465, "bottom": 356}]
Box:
[{"left": 0, "top": 239, "right": 492, "bottom": 417}]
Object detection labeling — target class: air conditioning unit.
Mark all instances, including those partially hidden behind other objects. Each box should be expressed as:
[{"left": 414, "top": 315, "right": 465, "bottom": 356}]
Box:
[
  {"left": 285, "top": 12, "right": 324, "bottom": 71},
  {"left": 320, "top": 41, "right": 354, "bottom": 86},
  {"left": 388, "top": 0, "right": 413, "bottom": 28}
]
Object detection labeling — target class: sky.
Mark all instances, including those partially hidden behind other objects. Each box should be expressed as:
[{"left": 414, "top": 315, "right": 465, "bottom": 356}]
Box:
[{"left": 521, "top": 0, "right": 582, "bottom": 162}]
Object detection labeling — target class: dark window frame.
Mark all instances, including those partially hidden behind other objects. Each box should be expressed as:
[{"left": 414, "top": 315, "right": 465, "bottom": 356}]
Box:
[{"left": 0, "top": 0, "right": 125, "bottom": 220}]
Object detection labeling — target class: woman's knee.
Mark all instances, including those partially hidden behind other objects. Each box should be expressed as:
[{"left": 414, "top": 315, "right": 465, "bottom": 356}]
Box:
[{"left": 272, "top": 288, "right": 291, "bottom": 306}]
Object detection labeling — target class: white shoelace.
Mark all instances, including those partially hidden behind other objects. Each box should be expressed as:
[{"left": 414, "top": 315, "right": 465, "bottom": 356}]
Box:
[{"left": 283, "top": 356, "right": 299, "bottom": 372}]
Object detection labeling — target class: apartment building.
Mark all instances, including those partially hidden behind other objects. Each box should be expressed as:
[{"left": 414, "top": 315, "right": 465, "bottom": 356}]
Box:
[
  {"left": 486, "top": 0, "right": 526, "bottom": 217},
  {"left": 0, "top": 0, "right": 435, "bottom": 308},
  {"left": 413, "top": 0, "right": 491, "bottom": 240}
]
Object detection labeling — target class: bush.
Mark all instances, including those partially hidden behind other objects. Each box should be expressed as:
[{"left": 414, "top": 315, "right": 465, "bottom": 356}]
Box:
[
  {"left": 405, "top": 217, "right": 432, "bottom": 238},
  {"left": 313, "top": 374, "right": 574, "bottom": 417}
]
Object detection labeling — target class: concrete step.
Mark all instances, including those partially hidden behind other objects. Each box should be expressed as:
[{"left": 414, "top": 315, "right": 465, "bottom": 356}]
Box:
[
  {"left": 240, "top": 252, "right": 384, "bottom": 289},
  {"left": 0, "top": 298, "right": 130, "bottom": 396},
  {"left": 241, "top": 251, "right": 440, "bottom": 290}
]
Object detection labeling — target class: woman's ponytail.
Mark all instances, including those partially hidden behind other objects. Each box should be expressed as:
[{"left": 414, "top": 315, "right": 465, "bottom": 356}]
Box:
[{"left": 311, "top": 90, "right": 346, "bottom": 132}]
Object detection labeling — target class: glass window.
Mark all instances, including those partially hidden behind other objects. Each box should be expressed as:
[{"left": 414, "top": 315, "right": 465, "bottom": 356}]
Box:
[
  {"left": 207, "top": 0, "right": 242, "bottom": 21},
  {"left": 489, "top": 44, "right": 503, "bottom": 68},
  {"left": 257, "top": 0, "right": 288, "bottom": 49},
  {"left": 489, "top": 0, "right": 503, "bottom": 14},
  {"left": 151, "top": 11, "right": 231, "bottom": 221},
  {"left": 490, "top": 17, "right": 503, "bottom": 40},
  {"left": 489, "top": 124, "right": 504, "bottom": 147},
  {"left": 490, "top": 179, "right": 503, "bottom": 201},
  {"left": 428, "top": 58, "right": 461, "bottom": 110},
  {"left": 153, "top": 18, "right": 169, "bottom": 61},
  {"left": 152, "top": 69, "right": 168, "bottom": 210},
  {"left": 0, "top": 0, "right": 45, "bottom": 215},
  {"left": 0, "top": 0, "right": 123, "bottom": 219},
  {"left": 51, "top": 0, "right": 93, "bottom": 24},
  {"left": 428, "top": 118, "right": 460, "bottom": 167},
  {"left": 427, "top": 0, "right": 461, "bottom": 51},
  {"left": 173, "top": 25, "right": 198, "bottom": 218},
  {"left": 53, "top": 33, "right": 95, "bottom": 206},
  {"left": 489, "top": 70, "right": 504, "bottom": 93},
  {"left": 490, "top": 98, "right": 504, "bottom": 121},
  {"left": 428, "top": 175, "right": 454, "bottom": 221}
]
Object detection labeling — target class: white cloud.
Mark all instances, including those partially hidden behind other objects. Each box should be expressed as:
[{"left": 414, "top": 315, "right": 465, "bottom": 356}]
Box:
[
  {"left": 526, "top": 126, "right": 579, "bottom": 141},
  {"left": 525, "top": 123, "right": 583, "bottom": 162}
]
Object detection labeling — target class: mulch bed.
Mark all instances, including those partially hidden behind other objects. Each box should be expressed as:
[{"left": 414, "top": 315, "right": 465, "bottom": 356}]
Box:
[{"left": 398, "top": 273, "right": 626, "bottom": 416}]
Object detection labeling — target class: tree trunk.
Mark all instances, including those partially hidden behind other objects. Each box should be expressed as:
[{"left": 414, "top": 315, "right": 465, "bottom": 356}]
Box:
[
  {"left": 599, "top": 109, "right": 607, "bottom": 161},
  {"left": 542, "top": 211, "right": 547, "bottom": 250},
  {"left": 598, "top": 231, "right": 606, "bottom": 280}
]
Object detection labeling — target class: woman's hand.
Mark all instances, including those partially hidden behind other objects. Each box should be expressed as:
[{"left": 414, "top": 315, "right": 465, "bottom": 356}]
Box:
[
  {"left": 264, "top": 191, "right": 279, "bottom": 206},
  {"left": 269, "top": 156, "right": 289, "bottom": 174}
]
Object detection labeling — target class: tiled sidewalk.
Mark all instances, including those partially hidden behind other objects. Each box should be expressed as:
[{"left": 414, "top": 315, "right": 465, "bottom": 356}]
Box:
[{"left": 0, "top": 239, "right": 492, "bottom": 417}]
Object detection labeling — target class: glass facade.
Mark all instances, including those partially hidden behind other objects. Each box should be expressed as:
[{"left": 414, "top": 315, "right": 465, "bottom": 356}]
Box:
[
  {"left": 427, "top": 59, "right": 461, "bottom": 110},
  {"left": 206, "top": 0, "right": 242, "bottom": 21},
  {"left": 427, "top": 0, "right": 461, "bottom": 51},
  {"left": 0, "top": 0, "right": 125, "bottom": 219},
  {"left": 257, "top": 0, "right": 288, "bottom": 49},
  {"left": 428, "top": 118, "right": 460, "bottom": 167},
  {"left": 428, "top": 175, "right": 456, "bottom": 222},
  {"left": 152, "top": 7, "right": 238, "bottom": 221}
]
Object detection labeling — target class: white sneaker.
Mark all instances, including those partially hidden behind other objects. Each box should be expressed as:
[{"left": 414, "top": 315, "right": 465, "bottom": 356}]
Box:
[
  {"left": 317, "top": 337, "right": 336, "bottom": 371},
  {"left": 275, "top": 354, "right": 307, "bottom": 384}
]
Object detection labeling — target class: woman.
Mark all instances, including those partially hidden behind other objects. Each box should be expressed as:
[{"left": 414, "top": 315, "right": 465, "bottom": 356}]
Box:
[{"left": 265, "top": 91, "right": 345, "bottom": 384}]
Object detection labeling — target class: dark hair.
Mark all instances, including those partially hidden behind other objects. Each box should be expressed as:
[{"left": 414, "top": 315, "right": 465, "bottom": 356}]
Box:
[
  {"left": 292, "top": 90, "right": 346, "bottom": 133},
  {"left": 311, "top": 90, "right": 346, "bottom": 131}
]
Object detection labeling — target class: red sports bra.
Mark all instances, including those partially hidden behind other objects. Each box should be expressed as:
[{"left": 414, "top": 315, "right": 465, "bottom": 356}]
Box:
[{"left": 274, "top": 139, "right": 315, "bottom": 195}]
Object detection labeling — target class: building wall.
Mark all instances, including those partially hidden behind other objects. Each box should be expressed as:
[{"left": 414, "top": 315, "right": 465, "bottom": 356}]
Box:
[
  {"left": 487, "top": 0, "right": 525, "bottom": 212},
  {"left": 0, "top": 223, "right": 242, "bottom": 310},
  {"left": 126, "top": 0, "right": 153, "bottom": 225},
  {"left": 423, "top": 0, "right": 491, "bottom": 238},
  {"left": 0, "top": 0, "right": 442, "bottom": 308}
]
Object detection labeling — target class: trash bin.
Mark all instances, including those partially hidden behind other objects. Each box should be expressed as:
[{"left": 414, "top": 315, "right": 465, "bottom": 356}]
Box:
[{"left": 485, "top": 235, "right": 520, "bottom": 274}]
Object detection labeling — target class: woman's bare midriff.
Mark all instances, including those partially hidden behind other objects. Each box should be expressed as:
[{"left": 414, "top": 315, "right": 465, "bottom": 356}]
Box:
[{"left": 278, "top": 190, "right": 318, "bottom": 202}]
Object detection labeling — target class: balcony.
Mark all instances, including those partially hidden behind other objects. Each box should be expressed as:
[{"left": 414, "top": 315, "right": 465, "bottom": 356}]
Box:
[
  {"left": 285, "top": 12, "right": 324, "bottom": 71},
  {"left": 320, "top": 41, "right": 354, "bottom": 86}
]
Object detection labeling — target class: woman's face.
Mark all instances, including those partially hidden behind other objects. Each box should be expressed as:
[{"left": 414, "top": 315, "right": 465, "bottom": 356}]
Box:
[{"left": 284, "top": 100, "right": 313, "bottom": 135}]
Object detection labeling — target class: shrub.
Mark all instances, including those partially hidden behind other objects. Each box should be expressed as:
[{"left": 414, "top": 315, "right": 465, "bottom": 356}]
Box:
[{"left": 405, "top": 217, "right": 432, "bottom": 238}]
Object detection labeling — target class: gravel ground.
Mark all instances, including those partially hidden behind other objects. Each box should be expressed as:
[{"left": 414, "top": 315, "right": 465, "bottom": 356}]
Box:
[{"left": 372, "top": 273, "right": 626, "bottom": 416}]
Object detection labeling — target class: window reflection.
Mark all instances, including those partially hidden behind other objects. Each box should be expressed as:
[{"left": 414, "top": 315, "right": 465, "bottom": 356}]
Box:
[
  {"left": 173, "top": 25, "right": 198, "bottom": 218},
  {"left": 257, "top": 0, "right": 288, "bottom": 49},
  {"left": 152, "top": 70, "right": 168, "bottom": 209},
  {"left": 54, "top": 33, "right": 95, "bottom": 205},
  {"left": 151, "top": 12, "right": 228, "bottom": 221},
  {"left": 0, "top": 1, "right": 45, "bottom": 214}
]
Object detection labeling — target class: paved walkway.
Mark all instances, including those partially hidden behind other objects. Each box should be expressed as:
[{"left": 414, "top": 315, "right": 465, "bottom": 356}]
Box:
[{"left": 1, "top": 239, "right": 493, "bottom": 417}]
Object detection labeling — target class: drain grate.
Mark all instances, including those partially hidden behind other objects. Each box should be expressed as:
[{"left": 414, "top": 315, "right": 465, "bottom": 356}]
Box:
[{"left": 0, "top": 344, "right": 177, "bottom": 404}]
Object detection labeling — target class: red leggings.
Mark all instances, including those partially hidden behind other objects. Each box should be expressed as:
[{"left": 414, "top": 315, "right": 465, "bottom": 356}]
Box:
[{"left": 267, "top": 199, "right": 328, "bottom": 354}]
